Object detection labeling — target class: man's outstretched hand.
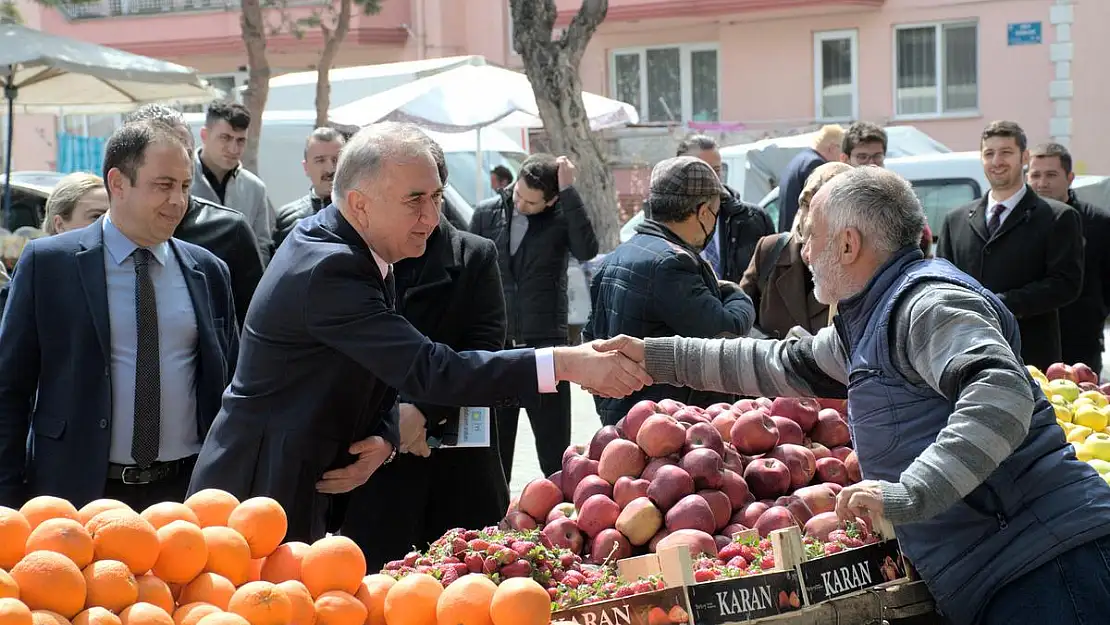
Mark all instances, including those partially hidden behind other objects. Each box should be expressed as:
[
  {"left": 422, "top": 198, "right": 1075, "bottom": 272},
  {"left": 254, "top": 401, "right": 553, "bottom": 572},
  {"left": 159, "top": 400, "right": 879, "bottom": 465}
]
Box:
[
  {"left": 592, "top": 335, "right": 646, "bottom": 364},
  {"left": 553, "top": 341, "right": 651, "bottom": 398}
]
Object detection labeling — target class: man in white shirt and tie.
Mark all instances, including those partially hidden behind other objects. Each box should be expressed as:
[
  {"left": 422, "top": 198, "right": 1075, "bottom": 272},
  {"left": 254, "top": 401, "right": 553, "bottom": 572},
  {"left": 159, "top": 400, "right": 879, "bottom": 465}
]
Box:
[{"left": 936, "top": 120, "right": 1084, "bottom": 369}]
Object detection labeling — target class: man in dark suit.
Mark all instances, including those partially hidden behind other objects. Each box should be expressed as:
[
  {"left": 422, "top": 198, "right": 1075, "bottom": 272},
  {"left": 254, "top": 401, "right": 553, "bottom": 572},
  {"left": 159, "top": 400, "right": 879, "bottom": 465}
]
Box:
[
  {"left": 187, "top": 122, "right": 650, "bottom": 542},
  {"left": 1027, "top": 142, "right": 1110, "bottom": 372},
  {"left": 776, "top": 124, "right": 844, "bottom": 232},
  {"left": 937, "top": 121, "right": 1084, "bottom": 370},
  {"left": 0, "top": 120, "right": 238, "bottom": 509}
]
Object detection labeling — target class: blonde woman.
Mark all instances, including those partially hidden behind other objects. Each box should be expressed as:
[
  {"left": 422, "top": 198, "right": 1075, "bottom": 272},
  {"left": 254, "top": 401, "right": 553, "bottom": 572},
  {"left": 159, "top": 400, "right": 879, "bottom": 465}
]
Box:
[
  {"left": 42, "top": 173, "right": 108, "bottom": 235},
  {"left": 738, "top": 161, "right": 852, "bottom": 338}
]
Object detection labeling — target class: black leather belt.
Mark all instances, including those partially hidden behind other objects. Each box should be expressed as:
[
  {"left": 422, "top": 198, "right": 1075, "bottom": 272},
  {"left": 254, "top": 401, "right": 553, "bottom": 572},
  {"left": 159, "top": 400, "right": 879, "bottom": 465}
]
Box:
[{"left": 107, "top": 455, "right": 197, "bottom": 485}]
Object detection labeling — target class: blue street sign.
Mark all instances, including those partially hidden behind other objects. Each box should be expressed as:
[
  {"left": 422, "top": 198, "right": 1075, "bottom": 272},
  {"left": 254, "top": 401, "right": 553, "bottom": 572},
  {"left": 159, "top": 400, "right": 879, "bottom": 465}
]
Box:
[{"left": 1008, "top": 21, "right": 1043, "bottom": 46}]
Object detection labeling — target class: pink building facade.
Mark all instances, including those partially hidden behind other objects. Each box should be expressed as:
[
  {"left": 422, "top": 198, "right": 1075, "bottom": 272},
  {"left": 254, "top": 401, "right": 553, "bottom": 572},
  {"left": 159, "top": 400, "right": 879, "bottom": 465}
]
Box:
[{"left": 9, "top": 0, "right": 1110, "bottom": 180}]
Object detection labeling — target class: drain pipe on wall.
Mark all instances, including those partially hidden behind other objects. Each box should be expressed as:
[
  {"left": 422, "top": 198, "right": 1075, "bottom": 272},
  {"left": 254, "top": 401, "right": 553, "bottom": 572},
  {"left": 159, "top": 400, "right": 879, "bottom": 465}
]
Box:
[{"left": 1049, "top": 0, "right": 1074, "bottom": 151}]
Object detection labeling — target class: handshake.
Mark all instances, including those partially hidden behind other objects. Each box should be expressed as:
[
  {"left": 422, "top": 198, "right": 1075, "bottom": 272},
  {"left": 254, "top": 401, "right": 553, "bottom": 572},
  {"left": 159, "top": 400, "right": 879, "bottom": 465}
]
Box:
[{"left": 553, "top": 335, "right": 649, "bottom": 398}]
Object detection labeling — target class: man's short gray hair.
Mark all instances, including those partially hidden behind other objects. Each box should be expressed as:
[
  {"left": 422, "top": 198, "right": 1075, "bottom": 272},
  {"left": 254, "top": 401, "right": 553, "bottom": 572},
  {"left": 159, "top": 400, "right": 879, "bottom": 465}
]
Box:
[
  {"left": 332, "top": 122, "right": 434, "bottom": 204},
  {"left": 822, "top": 167, "right": 925, "bottom": 256}
]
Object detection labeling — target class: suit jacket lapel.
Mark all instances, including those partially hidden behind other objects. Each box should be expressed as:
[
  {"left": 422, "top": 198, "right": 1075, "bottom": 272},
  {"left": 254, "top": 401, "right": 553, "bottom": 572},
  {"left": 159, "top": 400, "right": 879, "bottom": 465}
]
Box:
[
  {"left": 170, "top": 240, "right": 219, "bottom": 365},
  {"left": 967, "top": 196, "right": 992, "bottom": 243},
  {"left": 75, "top": 223, "right": 111, "bottom": 362},
  {"left": 403, "top": 225, "right": 458, "bottom": 306},
  {"left": 991, "top": 185, "right": 1036, "bottom": 242},
  {"left": 772, "top": 240, "right": 812, "bottom": 328}
]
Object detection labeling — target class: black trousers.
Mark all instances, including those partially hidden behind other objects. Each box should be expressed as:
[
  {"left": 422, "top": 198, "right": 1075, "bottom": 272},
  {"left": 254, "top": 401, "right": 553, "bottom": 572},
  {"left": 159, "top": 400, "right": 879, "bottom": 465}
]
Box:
[
  {"left": 496, "top": 380, "right": 571, "bottom": 482},
  {"left": 102, "top": 458, "right": 195, "bottom": 511}
]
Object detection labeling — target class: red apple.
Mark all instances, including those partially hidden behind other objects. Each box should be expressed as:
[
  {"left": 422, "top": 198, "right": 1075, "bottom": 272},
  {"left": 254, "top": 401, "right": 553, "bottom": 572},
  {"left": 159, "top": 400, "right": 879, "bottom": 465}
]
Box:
[
  {"left": 562, "top": 455, "right": 600, "bottom": 501},
  {"left": 807, "top": 442, "right": 832, "bottom": 460},
  {"left": 615, "top": 496, "right": 663, "bottom": 546},
  {"left": 546, "top": 502, "right": 577, "bottom": 523},
  {"left": 502, "top": 511, "right": 538, "bottom": 531},
  {"left": 1074, "top": 363, "right": 1099, "bottom": 385},
  {"left": 637, "top": 415, "right": 686, "bottom": 458},
  {"left": 770, "top": 397, "right": 820, "bottom": 433},
  {"left": 519, "top": 478, "right": 562, "bottom": 521},
  {"left": 673, "top": 407, "right": 709, "bottom": 426},
  {"left": 817, "top": 398, "right": 849, "bottom": 413},
  {"left": 657, "top": 399, "right": 685, "bottom": 415},
  {"left": 722, "top": 523, "right": 749, "bottom": 538},
  {"left": 754, "top": 397, "right": 774, "bottom": 411},
  {"left": 562, "top": 444, "right": 587, "bottom": 468},
  {"left": 774, "top": 494, "right": 813, "bottom": 524},
  {"left": 665, "top": 494, "right": 716, "bottom": 534},
  {"left": 711, "top": 413, "right": 738, "bottom": 442},
  {"left": 743, "top": 458, "right": 792, "bottom": 500},
  {"left": 739, "top": 501, "right": 769, "bottom": 528},
  {"left": 655, "top": 529, "right": 717, "bottom": 557},
  {"left": 547, "top": 470, "right": 563, "bottom": 494},
  {"left": 698, "top": 490, "right": 732, "bottom": 531},
  {"left": 577, "top": 494, "right": 621, "bottom": 538},
  {"left": 730, "top": 410, "right": 780, "bottom": 455},
  {"left": 825, "top": 482, "right": 844, "bottom": 495},
  {"left": 732, "top": 399, "right": 757, "bottom": 413},
  {"left": 598, "top": 439, "right": 647, "bottom": 485},
  {"left": 793, "top": 484, "right": 837, "bottom": 515},
  {"left": 811, "top": 409, "right": 852, "bottom": 448},
  {"left": 641, "top": 457, "right": 677, "bottom": 481},
  {"left": 1099, "top": 383, "right": 1110, "bottom": 396},
  {"left": 1081, "top": 382, "right": 1100, "bottom": 392},
  {"left": 714, "top": 534, "right": 732, "bottom": 552},
  {"left": 771, "top": 416, "right": 805, "bottom": 446},
  {"left": 648, "top": 528, "right": 671, "bottom": 552},
  {"left": 680, "top": 448, "right": 725, "bottom": 490},
  {"left": 830, "top": 446, "right": 853, "bottom": 462},
  {"left": 647, "top": 464, "right": 695, "bottom": 511},
  {"left": 613, "top": 476, "right": 652, "bottom": 509},
  {"left": 684, "top": 421, "right": 726, "bottom": 457},
  {"left": 621, "top": 400, "right": 659, "bottom": 440},
  {"left": 1046, "top": 362, "right": 1076, "bottom": 382},
  {"left": 803, "top": 511, "right": 842, "bottom": 541},
  {"left": 719, "top": 469, "right": 751, "bottom": 510},
  {"left": 573, "top": 475, "right": 614, "bottom": 509},
  {"left": 845, "top": 451, "right": 862, "bottom": 483},
  {"left": 506, "top": 497, "right": 519, "bottom": 515},
  {"left": 722, "top": 447, "right": 745, "bottom": 474},
  {"left": 766, "top": 444, "right": 817, "bottom": 489},
  {"left": 706, "top": 403, "right": 733, "bottom": 417},
  {"left": 754, "top": 506, "right": 798, "bottom": 537},
  {"left": 588, "top": 425, "right": 625, "bottom": 461},
  {"left": 815, "top": 457, "right": 850, "bottom": 486},
  {"left": 543, "top": 516, "right": 584, "bottom": 554},
  {"left": 588, "top": 528, "right": 632, "bottom": 564}
]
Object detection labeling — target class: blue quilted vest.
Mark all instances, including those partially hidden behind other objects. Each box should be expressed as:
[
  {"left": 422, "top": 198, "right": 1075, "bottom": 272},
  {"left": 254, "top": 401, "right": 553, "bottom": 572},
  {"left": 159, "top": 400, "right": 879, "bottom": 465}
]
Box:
[{"left": 835, "top": 247, "right": 1110, "bottom": 625}]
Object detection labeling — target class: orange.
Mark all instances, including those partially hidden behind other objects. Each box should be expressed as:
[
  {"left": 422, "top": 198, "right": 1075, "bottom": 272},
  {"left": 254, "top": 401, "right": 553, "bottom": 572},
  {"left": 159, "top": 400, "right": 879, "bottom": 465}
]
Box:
[
  {"left": 0, "top": 507, "right": 31, "bottom": 569},
  {"left": 259, "top": 543, "right": 308, "bottom": 584},
  {"left": 170, "top": 604, "right": 219, "bottom": 625},
  {"left": 435, "top": 574, "right": 496, "bottom": 625},
  {"left": 140, "top": 505, "right": 200, "bottom": 531},
  {"left": 118, "top": 604, "right": 171, "bottom": 625},
  {"left": 85, "top": 511, "right": 158, "bottom": 576},
  {"left": 11, "top": 550, "right": 86, "bottom": 618},
  {"left": 152, "top": 521, "right": 207, "bottom": 585},
  {"left": 354, "top": 575, "right": 393, "bottom": 625},
  {"left": 200, "top": 528, "right": 250, "bottom": 587},
  {"left": 0, "top": 570, "right": 19, "bottom": 600},
  {"left": 193, "top": 615, "right": 248, "bottom": 625},
  {"left": 26, "top": 519, "right": 94, "bottom": 569},
  {"left": 183, "top": 492, "right": 239, "bottom": 529},
  {"left": 0, "top": 598, "right": 31, "bottom": 625},
  {"left": 488, "top": 578, "right": 550, "bottom": 625},
  {"left": 274, "top": 582, "right": 312, "bottom": 625},
  {"left": 226, "top": 500, "right": 286, "bottom": 560},
  {"left": 133, "top": 577, "right": 172, "bottom": 616},
  {"left": 77, "top": 502, "right": 132, "bottom": 527},
  {"left": 177, "top": 574, "right": 235, "bottom": 611},
  {"left": 312, "top": 592, "right": 364, "bottom": 625},
  {"left": 73, "top": 608, "right": 122, "bottom": 625},
  {"left": 245, "top": 561, "right": 262, "bottom": 585},
  {"left": 382, "top": 574, "right": 440, "bottom": 625},
  {"left": 300, "top": 538, "right": 364, "bottom": 599},
  {"left": 20, "top": 498, "right": 79, "bottom": 531},
  {"left": 30, "top": 611, "right": 70, "bottom": 625},
  {"left": 228, "top": 582, "right": 291, "bottom": 625},
  {"left": 81, "top": 561, "right": 138, "bottom": 614}
]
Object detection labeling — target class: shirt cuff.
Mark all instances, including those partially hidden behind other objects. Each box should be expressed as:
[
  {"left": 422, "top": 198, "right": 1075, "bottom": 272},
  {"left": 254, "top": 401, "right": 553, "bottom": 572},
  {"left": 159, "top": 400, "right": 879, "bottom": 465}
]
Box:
[{"left": 535, "top": 347, "right": 557, "bottom": 393}]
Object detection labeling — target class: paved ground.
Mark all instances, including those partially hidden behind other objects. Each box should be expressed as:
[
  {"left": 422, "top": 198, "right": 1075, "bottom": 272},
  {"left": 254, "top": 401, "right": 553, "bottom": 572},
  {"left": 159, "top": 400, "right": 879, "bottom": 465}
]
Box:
[{"left": 508, "top": 384, "right": 601, "bottom": 497}]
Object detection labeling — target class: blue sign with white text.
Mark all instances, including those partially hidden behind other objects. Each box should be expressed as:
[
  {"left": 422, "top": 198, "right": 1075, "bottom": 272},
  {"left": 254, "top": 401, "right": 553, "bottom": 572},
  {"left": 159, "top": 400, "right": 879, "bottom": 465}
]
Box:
[{"left": 1008, "top": 22, "right": 1043, "bottom": 46}]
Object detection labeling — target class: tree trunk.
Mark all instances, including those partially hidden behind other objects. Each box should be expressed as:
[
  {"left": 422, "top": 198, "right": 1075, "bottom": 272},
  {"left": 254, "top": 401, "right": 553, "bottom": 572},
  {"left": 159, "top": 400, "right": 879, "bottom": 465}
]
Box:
[
  {"left": 239, "top": 0, "right": 270, "bottom": 175},
  {"left": 314, "top": 0, "right": 352, "bottom": 128},
  {"left": 510, "top": 0, "right": 619, "bottom": 251}
]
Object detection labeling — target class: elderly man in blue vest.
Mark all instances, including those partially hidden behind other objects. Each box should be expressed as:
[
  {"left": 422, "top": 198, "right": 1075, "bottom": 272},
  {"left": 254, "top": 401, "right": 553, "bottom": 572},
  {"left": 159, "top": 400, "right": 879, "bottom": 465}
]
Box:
[{"left": 596, "top": 166, "right": 1110, "bottom": 625}]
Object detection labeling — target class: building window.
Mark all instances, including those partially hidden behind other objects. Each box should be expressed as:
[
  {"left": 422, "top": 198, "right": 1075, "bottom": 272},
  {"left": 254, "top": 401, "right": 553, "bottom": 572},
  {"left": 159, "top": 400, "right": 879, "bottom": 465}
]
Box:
[
  {"left": 610, "top": 44, "right": 719, "bottom": 123},
  {"left": 894, "top": 21, "right": 978, "bottom": 117},
  {"left": 814, "top": 30, "right": 858, "bottom": 122}
]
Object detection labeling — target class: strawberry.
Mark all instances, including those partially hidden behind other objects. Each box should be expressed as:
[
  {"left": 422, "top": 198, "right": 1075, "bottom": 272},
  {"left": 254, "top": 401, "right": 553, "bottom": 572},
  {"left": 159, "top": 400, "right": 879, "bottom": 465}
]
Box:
[
  {"left": 383, "top": 560, "right": 404, "bottom": 571},
  {"left": 403, "top": 551, "right": 420, "bottom": 567},
  {"left": 631, "top": 581, "right": 653, "bottom": 594},
  {"left": 441, "top": 568, "right": 460, "bottom": 586},
  {"left": 738, "top": 544, "right": 759, "bottom": 562},
  {"left": 482, "top": 557, "right": 499, "bottom": 575},
  {"left": 547, "top": 587, "right": 559, "bottom": 601},
  {"left": 694, "top": 569, "right": 718, "bottom": 582},
  {"left": 558, "top": 553, "right": 577, "bottom": 569},
  {"left": 450, "top": 563, "right": 469, "bottom": 577},
  {"left": 824, "top": 543, "right": 844, "bottom": 555},
  {"left": 841, "top": 536, "right": 864, "bottom": 548},
  {"left": 827, "top": 530, "right": 849, "bottom": 545},
  {"left": 442, "top": 556, "right": 460, "bottom": 564},
  {"left": 450, "top": 538, "right": 468, "bottom": 556},
  {"left": 717, "top": 544, "right": 743, "bottom": 562},
  {"left": 760, "top": 555, "right": 775, "bottom": 569},
  {"left": 759, "top": 539, "right": 773, "bottom": 551},
  {"left": 655, "top": 580, "right": 666, "bottom": 590},
  {"left": 463, "top": 529, "right": 479, "bottom": 540},
  {"left": 500, "top": 560, "right": 532, "bottom": 578},
  {"left": 614, "top": 586, "right": 635, "bottom": 598},
  {"left": 511, "top": 540, "right": 537, "bottom": 556},
  {"left": 727, "top": 556, "right": 747, "bottom": 568},
  {"left": 464, "top": 553, "right": 484, "bottom": 572},
  {"left": 468, "top": 539, "right": 490, "bottom": 551}
]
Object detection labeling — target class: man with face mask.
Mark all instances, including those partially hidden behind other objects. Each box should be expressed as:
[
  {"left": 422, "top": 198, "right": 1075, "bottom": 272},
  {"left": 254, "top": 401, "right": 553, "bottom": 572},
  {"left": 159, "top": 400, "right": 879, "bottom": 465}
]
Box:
[
  {"left": 582, "top": 156, "right": 755, "bottom": 425},
  {"left": 274, "top": 127, "right": 346, "bottom": 251}
]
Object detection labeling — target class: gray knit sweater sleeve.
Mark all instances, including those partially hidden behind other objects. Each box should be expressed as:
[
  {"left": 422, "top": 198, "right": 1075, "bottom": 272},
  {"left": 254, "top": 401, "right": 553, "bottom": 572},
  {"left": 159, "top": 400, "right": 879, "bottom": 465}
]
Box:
[{"left": 643, "top": 282, "right": 1035, "bottom": 526}]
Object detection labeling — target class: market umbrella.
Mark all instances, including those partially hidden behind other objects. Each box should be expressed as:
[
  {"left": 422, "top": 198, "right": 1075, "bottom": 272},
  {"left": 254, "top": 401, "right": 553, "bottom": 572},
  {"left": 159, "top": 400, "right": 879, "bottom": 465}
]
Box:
[{"left": 0, "top": 22, "right": 216, "bottom": 226}]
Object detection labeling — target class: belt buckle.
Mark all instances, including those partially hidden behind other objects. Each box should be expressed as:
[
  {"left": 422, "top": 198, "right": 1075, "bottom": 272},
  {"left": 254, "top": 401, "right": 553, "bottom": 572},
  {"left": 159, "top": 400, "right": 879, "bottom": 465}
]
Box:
[{"left": 120, "top": 465, "right": 149, "bottom": 485}]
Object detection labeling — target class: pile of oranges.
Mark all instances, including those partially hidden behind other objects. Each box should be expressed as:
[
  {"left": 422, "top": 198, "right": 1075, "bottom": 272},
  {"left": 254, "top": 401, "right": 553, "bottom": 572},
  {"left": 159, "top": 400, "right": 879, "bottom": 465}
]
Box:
[{"left": 0, "top": 490, "right": 554, "bottom": 625}]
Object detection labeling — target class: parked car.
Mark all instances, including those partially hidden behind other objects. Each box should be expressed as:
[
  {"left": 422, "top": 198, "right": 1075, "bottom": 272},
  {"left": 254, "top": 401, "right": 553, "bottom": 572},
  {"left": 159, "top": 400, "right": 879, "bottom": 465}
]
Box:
[{"left": 0, "top": 171, "right": 68, "bottom": 230}]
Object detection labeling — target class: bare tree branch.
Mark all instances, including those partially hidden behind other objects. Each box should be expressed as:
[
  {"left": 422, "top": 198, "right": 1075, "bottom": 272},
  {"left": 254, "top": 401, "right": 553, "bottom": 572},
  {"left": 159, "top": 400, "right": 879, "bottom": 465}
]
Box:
[
  {"left": 239, "top": 0, "right": 271, "bottom": 173},
  {"left": 314, "top": 0, "right": 351, "bottom": 127},
  {"left": 562, "top": 0, "right": 607, "bottom": 67}
]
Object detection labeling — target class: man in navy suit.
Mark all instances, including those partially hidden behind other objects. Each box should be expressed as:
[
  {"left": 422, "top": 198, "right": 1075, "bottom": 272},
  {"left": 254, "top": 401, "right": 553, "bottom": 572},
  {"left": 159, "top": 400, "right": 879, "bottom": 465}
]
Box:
[
  {"left": 187, "top": 122, "right": 651, "bottom": 541},
  {"left": 0, "top": 119, "right": 239, "bottom": 510}
]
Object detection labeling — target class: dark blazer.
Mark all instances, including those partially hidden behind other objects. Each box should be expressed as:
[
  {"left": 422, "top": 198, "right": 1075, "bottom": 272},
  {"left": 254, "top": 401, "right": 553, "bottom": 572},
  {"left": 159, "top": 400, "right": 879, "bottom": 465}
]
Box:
[
  {"left": 1059, "top": 192, "right": 1110, "bottom": 370},
  {"left": 187, "top": 205, "right": 539, "bottom": 542},
  {"left": 936, "top": 185, "right": 1084, "bottom": 369},
  {"left": 739, "top": 233, "right": 829, "bottom": 339},
  {"left": 341, "top": 220, "right": 510, "bottom": 567},
  {"left": 777, "top": 148, "right": 825, "bottom": 233},
  {"left": 0, "top": 221, "right": 238, "bottom": 507}
]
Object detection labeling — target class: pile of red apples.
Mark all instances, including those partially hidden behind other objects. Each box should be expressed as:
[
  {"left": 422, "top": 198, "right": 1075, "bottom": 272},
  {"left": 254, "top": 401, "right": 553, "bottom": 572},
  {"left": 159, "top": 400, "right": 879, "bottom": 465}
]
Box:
[{"left": 503, "top": 396, "right": 864, "bottom": 563}]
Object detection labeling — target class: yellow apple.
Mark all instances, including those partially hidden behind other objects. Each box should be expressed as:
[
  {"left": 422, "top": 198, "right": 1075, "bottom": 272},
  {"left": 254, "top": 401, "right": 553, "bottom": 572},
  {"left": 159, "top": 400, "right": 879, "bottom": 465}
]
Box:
[
  {"left": 1073, "top": 397, "right": 1097, "bottom": 409},
  {"left": 1080, "top": 391, "right": 1110, "bottom": 408},
  {"left": 1086, "top": 432, "right": 1110, "bottom": 462},
  {"left": 1068, "top": 425, "right": 1094, "bottom": 444},
  {"left": 1089, "top": 459, "right": 1110, "bottom": 475},
  {"left": 1102, "top": 473, "right": 1110, "bottom": 486},
  {"left": 1076, "top": 443, "right": 1096, "bottom": 462},
  {"left": 1055, "top": 404, "right": 1074, "bottom": 423},
  {"left": 1027, "top": 364, "right": 1044, "bottom": 377},
  {"left": 1048, "top": 379, "right": 1082, "bottom": 403},
  {"left": 1051, "top": 394, "right": 1068, "bottom": 406},
  {"left": 1062, "top": 421, "right": 1078, "bottom": 434},
  {"left": 1074, "top": 405, "right": 1109, "bottom": 432}
]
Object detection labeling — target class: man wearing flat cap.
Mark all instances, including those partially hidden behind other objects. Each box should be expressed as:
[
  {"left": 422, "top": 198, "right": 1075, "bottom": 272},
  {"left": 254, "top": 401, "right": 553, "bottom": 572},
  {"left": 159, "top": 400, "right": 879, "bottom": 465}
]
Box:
[{"left": 583, "top": 156, "right": 756, "bottom": 424}]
